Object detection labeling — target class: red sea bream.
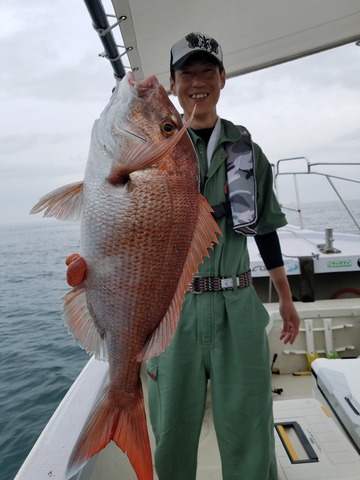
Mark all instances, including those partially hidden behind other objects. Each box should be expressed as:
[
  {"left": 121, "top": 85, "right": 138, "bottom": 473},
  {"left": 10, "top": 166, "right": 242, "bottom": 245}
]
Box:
[{"left": 30, "top": 72, "right": 221, "bottom": 479}]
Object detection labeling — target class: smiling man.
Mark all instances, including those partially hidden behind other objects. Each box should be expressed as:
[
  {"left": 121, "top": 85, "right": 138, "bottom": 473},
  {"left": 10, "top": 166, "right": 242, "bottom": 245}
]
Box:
[
  {"left": 146, "top": 32, "right": 301, "bottom": 480},
  {"left": 170, "top": 33, "right": 225, "bottom": 129}
]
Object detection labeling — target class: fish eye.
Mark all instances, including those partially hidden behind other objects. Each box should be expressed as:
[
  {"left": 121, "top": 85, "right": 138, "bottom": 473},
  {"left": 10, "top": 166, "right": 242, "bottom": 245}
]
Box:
[{"left": 161, "top": 118, "right": 176, "bottom": 137}]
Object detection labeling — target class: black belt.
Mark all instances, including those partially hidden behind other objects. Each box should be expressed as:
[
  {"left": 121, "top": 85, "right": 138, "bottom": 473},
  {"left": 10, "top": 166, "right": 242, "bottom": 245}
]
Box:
[{"left": 188, "top": 271, "right": 252, "bottom": 294}]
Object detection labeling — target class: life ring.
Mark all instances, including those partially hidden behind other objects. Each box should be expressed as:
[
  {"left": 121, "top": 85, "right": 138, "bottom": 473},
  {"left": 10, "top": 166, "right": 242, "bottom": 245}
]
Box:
[{"left": 331, "top": 288, "right": 360, "bottom": 299}]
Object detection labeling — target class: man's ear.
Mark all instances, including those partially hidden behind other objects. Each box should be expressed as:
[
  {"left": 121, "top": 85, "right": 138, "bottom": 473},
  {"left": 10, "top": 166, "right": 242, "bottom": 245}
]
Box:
[
  {"left": 170, "top": 76, "right": 177, "bottom": 96},
  {"left": 220, "top": 68, "right": 226, "bottom": 90}
]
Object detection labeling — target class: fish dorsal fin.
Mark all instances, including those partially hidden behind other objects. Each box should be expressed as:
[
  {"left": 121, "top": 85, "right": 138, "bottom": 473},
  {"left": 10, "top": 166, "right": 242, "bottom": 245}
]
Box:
[
  {"left": 137, "top": 195, "right": 222, "bottom": 362},
  {"left": 62, "top": 286, "right": 108, "bottom": 361},
  {"left": 30, "top": 181, "right": 84, "bottom": 221}
]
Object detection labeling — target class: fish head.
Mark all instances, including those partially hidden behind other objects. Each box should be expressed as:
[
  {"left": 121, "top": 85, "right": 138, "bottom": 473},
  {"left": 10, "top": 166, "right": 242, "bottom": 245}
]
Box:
[
  {"left": 97, "top": 72, "right": 183, "bottom": 154},
  {"left": 127, "top": 73, "right": 184, "bottom": 143},
  {"left": 86, "top": 72, "right": 196, "bottom": 184}
]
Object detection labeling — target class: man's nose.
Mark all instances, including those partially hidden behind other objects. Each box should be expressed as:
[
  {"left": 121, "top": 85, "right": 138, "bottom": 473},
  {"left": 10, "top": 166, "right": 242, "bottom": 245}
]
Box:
[{"left": 191, "top": 72, "right": 207, "bottom": 84}]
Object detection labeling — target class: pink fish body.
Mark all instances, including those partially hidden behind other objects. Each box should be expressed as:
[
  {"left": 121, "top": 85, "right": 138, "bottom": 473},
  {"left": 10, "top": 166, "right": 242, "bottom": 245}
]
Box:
[{"left": 31, "top": 73, "right": 221, "bottom": 479}]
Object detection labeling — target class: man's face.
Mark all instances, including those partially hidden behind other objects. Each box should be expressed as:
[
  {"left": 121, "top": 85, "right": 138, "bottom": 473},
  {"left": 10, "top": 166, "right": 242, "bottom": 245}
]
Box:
[{"left": 170, "top": 57, "right": 226, "bottom": 123}]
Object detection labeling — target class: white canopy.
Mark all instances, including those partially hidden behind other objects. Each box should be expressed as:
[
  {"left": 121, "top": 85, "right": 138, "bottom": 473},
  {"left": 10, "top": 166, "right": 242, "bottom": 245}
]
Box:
[{"left": 111, "top": 0, "right": 360, "bottom": 87}]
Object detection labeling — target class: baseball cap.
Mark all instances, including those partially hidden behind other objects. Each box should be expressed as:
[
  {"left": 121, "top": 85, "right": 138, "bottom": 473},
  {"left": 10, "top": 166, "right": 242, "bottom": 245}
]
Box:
[{"left": 170, "top": 32, "right": 223, "bottom": 71}]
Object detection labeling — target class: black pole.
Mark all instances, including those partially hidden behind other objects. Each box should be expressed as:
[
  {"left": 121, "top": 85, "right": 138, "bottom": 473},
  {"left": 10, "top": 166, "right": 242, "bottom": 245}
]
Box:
[{"left": 83, "top": 0, "right": 126, "bottom": 79}]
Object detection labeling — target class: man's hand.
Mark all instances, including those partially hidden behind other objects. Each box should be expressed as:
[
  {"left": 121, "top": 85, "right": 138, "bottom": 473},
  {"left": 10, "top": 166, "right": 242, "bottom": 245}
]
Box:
[
  {"left": 65, "top": 253, "right": 87, "bottom": 287},
  {"left": 278, "top": 300, "right": 300, "bottom": 345},
  {"left": 268, "top": 266, "right": 300, "bottom": 345}
]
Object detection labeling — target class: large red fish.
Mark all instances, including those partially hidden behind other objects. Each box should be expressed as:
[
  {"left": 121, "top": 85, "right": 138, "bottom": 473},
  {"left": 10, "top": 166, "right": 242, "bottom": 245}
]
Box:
[{"left": 30, "top": 72, "right": 221, "bottom": 479}]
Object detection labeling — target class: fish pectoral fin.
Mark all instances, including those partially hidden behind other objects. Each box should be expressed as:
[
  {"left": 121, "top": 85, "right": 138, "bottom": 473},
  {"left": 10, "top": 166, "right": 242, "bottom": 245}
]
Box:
[
  {"left": 30, "top": 181, "right": 84, "bottom": 221},
  {"left": 137, "top": 195, "right": 222, "bottom": 361},
  {"left": 62, "top": 286, "right": 108, "bottom": 361},
  {"left": 108, "top": 108, "right": 195, "bottom": 179},
  {"left": 67, "top": 386, "right": 153, "bottom": 480}
]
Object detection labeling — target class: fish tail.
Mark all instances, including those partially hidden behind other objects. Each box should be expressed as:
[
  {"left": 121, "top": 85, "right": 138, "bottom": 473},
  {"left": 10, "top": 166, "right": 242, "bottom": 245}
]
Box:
[{"left": 66, "top": 386, "right": 153, "bottom": 480}]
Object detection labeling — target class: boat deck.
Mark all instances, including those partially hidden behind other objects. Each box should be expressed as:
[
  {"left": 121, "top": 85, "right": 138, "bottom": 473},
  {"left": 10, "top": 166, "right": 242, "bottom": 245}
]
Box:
[
  {"left": 90, "top": 372, "right": 360, "bottom": 480},
  {"left": 272, "top": 372, "right": 313, "bottom": 400},
  {"left": 87, "top": 374, "right": 315, "bottom": 480},
  {"left": 15, "top": 299, "right": 360, "bottom": 480}
]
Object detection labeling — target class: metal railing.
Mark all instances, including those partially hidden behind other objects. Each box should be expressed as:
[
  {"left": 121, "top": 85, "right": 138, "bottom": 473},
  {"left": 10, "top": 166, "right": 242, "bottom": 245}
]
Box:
[{"left": 272, "top": 157, "right": 360, "bottom": 233}]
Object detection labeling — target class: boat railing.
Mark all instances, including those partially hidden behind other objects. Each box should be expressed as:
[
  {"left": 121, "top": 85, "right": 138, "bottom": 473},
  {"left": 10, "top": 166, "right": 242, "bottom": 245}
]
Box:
[{"left": 272, "top": 157, "right": 360, "bottom": 233}]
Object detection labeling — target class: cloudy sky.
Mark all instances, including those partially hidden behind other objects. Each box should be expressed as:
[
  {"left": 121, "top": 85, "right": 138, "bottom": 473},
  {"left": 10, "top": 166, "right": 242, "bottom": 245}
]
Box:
[{"left": 1, "top": 1, "right": 360, "bottom": 226}]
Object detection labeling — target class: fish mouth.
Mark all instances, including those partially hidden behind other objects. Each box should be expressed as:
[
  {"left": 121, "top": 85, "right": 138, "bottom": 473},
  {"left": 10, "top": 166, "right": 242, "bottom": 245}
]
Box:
[
  {"left": 127, "top": 71, "right": 160, "bottom": 97},
  {"left": 127, "top": 70, "right": 136, "bottom": 88},
  {"left": 108, "top": 72, "right": 152, "bottom": 143}
]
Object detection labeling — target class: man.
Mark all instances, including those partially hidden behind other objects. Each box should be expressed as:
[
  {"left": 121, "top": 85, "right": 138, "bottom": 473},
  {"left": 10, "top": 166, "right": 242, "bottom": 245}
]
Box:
[
  {"left": 67, "top": 32, "right": 300, "bottom": 479},
  {"left": 146, "top": 32, "right": 300, "bottom": 480}
]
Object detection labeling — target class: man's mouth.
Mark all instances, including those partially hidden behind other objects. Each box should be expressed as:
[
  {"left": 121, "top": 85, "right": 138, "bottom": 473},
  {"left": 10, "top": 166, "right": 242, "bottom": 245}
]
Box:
[{"left": 190, "top": 93, "right": 208, "bottom": 99}]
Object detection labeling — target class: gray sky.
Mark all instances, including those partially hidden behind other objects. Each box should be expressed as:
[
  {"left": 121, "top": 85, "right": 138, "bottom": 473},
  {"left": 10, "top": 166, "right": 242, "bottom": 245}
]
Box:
[{"left": 1, "top": 1, "right": 359, "bottom": 226}]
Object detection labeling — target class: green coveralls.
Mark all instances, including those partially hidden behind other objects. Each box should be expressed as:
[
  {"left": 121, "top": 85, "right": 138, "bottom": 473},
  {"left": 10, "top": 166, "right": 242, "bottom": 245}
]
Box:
[{"left": 148, "top": 119, "right": 287, "bottom": 479}]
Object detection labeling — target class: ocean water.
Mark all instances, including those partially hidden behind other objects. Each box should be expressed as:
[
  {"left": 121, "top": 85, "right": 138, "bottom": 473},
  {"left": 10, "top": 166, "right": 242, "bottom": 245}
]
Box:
[
  {"left": 0, "top": 221, "right": 87, "bottom": 480},
  {"left": 282, "top": 198, "right": 360, "bottom": 235},
  {"left": 1, "top": 199, "right": 359, "bottom": 480}
]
